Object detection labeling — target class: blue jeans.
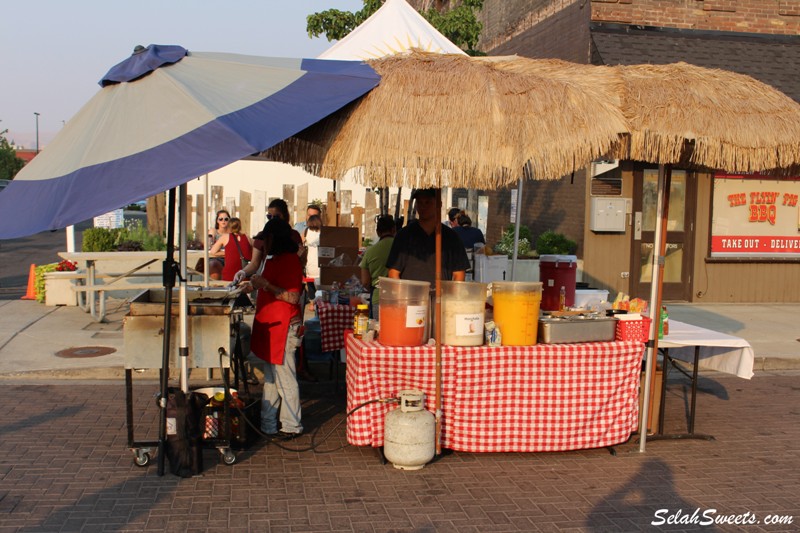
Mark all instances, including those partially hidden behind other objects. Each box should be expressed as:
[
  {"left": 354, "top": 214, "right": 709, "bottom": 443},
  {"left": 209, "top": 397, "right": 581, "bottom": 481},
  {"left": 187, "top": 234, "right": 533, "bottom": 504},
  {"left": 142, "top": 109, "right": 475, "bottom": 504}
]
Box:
[{"left": 256, "top": 322, "right": 303, "bottom": 434}]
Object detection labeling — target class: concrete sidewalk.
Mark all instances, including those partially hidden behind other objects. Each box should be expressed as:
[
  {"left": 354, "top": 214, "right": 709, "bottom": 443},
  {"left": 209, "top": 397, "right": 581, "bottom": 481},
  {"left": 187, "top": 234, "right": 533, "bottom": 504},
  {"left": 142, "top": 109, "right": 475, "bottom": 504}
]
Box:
[{"left": 0, "top": 298, "right": 798, "bottom": 378}]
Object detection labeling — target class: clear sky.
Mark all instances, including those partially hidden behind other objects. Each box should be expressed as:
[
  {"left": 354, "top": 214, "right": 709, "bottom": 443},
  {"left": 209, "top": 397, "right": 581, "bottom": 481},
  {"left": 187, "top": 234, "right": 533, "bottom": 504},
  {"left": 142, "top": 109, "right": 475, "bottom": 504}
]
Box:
[{"left": 1, "top": 0, "right": 364, "bottom": 149}]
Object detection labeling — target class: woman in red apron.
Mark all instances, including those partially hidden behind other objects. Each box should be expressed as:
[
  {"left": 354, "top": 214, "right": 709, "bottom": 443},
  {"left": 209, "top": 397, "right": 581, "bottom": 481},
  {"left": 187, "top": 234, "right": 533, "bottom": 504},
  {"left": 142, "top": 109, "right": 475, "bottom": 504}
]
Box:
[{"left": 245, "top": 218, "right": 303, "bottom": 440}]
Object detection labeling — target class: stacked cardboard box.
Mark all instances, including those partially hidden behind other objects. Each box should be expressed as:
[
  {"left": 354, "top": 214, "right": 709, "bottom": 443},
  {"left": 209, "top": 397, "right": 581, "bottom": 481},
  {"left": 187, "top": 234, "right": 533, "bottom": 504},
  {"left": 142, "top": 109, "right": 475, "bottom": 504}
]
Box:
[{"left": 318, "top": 226, "right": 360, "bottom": 287}]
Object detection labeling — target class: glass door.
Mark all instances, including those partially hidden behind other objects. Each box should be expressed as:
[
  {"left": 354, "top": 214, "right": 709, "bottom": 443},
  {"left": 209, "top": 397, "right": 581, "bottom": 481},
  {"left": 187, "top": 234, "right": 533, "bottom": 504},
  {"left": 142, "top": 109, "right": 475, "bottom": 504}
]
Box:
[{"left": 631, "top": 168, "right": 695, "bottom": 301}]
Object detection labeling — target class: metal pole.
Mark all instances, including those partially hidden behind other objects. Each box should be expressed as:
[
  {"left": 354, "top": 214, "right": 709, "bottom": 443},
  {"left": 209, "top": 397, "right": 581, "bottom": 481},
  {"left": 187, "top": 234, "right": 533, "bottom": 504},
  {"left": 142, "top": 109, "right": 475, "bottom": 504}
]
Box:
[
  {"left": 434, "top": 189, "right": 443, "bottom": 455},
  {"left": 203, "top": 174, "right": 210, "bottom": 287},
  {"left": 179, "top": 184, "right": 189, "bottom": 393},
  {"left": 639, "top": 164, "right": 670, "bottom": 452},
  {"left": 34, "top": 112, "right": 40, "bottom": 153},
  {"left": 510, "top": 176, "right": 524, "bottom": 280},
  {"left": 157, "top": 188, "right": 177, "bottom": 476}
]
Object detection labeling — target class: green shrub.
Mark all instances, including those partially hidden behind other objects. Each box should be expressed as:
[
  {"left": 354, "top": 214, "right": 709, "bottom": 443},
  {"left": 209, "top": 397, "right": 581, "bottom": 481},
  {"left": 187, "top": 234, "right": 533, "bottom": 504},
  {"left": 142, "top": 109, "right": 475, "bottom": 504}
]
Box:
[
  {"left": 121, "top": 220, "right": 165, "bottom": 251},
  {"left": 82, "top": 227, "right": 121, "bottom": 252},
  {"left": 503, "top": 223, "right": 533, "bottom": 244},
  {"left": 494, "top": 224, "right": 532, "bottom": 258},
  {"left": 82, "top": 221, "right": 165, "bottom": 252},
  {"left": 34, "top": 263, "right": 58, "bottom": 303},
  {"left": 535, "top": 230, "right": 577, "bottom": 255}
]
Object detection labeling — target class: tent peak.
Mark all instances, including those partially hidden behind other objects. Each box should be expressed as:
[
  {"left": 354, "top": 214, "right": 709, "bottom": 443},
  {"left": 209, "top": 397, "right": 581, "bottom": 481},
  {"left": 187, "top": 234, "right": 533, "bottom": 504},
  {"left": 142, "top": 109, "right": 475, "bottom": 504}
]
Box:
[{"left": 100, "top": 44, "right": 188, "bottom": 87}]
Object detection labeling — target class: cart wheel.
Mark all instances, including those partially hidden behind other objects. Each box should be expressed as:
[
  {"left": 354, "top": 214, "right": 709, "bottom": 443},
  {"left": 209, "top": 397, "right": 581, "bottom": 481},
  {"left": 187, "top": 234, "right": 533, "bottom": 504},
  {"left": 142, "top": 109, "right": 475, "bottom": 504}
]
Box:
[
  {"left": 221, "top": 449, "right": 236, "bottom": 465},
  {"left": 133, "top": 451, "right": 151, "bottom": 467}
]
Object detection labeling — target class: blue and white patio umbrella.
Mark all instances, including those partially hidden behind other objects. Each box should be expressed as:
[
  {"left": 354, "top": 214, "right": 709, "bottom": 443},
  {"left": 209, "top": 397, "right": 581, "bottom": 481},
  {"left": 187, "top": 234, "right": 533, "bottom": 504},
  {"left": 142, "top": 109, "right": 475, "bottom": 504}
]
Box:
[{"left": 0, "top": 44, "right": 380, "bottom": 239}]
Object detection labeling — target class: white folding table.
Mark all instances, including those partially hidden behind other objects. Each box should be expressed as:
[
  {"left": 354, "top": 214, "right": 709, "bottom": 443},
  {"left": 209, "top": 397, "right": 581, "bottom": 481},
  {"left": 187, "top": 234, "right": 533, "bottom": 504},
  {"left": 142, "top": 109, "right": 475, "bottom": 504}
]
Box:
[{"left": 654, "top": 319, "right": 754, "bottom": 440}]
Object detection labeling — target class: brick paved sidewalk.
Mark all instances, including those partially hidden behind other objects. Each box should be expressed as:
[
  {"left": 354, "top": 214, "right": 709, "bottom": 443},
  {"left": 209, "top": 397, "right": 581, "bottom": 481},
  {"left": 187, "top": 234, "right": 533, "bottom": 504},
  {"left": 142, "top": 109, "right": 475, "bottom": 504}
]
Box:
[{"left": 1, "top": 371, "right": 799, "bottom": 532}]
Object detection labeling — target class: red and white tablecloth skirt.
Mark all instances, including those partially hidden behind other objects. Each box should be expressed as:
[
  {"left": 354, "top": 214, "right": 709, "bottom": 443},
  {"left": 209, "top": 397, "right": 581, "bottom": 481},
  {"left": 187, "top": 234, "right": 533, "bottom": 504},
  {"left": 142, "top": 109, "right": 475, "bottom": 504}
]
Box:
[
  {"left": 317, "top": 302, "right": 357, "bottom": 352},
  {"left": 345, "top": 333, "right": 644, "bottom": 453}
]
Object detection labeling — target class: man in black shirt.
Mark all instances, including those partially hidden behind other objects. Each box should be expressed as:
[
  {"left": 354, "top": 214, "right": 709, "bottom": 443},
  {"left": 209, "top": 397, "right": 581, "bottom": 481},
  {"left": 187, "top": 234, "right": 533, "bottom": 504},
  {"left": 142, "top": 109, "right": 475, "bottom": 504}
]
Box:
[{"left": 386, "top": 188, "right": 470, "bottom": 284}]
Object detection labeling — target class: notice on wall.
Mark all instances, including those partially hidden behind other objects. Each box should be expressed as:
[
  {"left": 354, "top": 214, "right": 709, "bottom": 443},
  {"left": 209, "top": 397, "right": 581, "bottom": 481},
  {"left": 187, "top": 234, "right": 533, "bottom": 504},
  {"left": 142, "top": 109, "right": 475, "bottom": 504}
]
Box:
[
  {"left": 510, "top": 189, "right": 518, "bottom": 223},
  {"left": 93, "top": 209, "right": 124, "bottom": 229},
  {"left": 711, "top": 174, "right": 800, "bottom": 257}
]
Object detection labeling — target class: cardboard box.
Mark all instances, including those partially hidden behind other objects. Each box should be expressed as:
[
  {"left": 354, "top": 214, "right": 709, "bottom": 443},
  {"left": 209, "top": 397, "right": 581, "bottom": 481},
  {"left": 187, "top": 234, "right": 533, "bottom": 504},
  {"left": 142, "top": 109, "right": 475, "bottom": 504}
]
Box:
[
  {"left": 639, "top": 369, "right": 663, "bottom": 434},
  {"left": 319, "top": 226, "right": 360, "bottom": 268},
  {"left": 320, "top": 266, "right": 362, "bottom": 287},
  {"left": 318, "top": 246, "right": 360, "bottom": 267}
]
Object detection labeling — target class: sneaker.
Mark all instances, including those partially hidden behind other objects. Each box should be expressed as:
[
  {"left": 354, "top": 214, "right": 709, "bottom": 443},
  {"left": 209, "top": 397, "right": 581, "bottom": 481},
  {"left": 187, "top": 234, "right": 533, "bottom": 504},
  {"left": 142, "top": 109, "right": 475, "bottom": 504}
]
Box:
[{"left": 267, "top": 430, "right": 302, "bottom": 441}]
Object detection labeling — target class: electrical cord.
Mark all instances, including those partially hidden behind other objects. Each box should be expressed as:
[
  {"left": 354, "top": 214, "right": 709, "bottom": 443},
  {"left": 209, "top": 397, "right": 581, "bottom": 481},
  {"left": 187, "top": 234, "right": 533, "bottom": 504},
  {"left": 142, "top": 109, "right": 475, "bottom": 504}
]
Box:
[
  {"left": 235, "top": 395, "right": 398, "bottom": 453},
  {"left": 218, "top": 348, "right": 400, "bottom": 452}
]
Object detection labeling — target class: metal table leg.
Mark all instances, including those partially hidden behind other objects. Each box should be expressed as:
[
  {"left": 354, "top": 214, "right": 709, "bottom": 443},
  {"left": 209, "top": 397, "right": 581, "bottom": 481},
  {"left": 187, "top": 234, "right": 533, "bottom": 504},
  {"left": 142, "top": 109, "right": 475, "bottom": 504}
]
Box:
[{"left": 650, "top": 346, "right": 714, "bottom": 441}]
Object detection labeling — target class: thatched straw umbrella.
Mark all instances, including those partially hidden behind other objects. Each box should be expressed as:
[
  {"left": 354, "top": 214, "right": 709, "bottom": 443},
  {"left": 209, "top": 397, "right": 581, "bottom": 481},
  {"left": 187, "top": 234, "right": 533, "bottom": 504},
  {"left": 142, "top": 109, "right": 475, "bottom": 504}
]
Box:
[
  {"left": 609, "top": 62, "right": 800, "bottom": 452},
  {"left": 265, "top": 51, "right": 630, "bottom": 454},
  {"left": 264, "top": 51, "right": 628, "bottom": 187}
]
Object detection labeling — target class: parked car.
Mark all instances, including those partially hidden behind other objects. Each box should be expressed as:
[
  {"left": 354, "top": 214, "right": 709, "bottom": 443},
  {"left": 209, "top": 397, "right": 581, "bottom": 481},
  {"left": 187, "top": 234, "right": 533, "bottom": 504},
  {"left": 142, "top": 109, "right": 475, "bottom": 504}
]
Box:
[{"left": 0, "top": 179, "right": 10, "bottom": 192}]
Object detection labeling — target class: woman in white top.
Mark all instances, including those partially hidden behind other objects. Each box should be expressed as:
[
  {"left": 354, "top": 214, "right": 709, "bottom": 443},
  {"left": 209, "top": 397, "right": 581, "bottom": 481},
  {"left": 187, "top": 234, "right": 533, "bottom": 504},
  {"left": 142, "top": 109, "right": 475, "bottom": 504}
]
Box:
[{"left": 303, "top": 214, "right": 322, "bottom": 294}]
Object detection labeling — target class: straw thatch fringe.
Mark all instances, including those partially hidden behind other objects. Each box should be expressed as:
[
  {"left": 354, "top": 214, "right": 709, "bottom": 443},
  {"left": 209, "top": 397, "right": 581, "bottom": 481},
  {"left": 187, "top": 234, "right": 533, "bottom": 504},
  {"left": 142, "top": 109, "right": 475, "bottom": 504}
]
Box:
[
  {"left": 264, "top": 52, "right": 629, "bottom": 188},
  {"left": 610, "top": 62, "right": 800, "bottom": 175}
]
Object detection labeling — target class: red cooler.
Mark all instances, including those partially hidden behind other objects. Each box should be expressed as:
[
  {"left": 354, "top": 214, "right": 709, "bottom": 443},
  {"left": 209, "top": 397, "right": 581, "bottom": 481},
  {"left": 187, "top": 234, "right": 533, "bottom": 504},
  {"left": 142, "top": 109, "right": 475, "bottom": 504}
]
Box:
[{"left": 539, "top": 254, "right": 577, "bottom": 311}]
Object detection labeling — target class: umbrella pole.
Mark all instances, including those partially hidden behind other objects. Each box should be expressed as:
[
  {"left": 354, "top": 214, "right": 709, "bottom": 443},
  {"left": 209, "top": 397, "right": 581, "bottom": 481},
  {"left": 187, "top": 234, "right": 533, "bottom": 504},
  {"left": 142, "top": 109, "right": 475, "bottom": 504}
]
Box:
[
  {"left": 179, "top": 184, "right": 189, "bottom": 393},
  {"left": 157, "top": 188, "right": 178, "bottom": 476},
  {"left": 434, "top": 189, "right": 443, "bottom": 455},
  {"left": 638, "top": 164, "right": 671, "bottom": 452},
  {"left": 510, "top": 177, "right": 524, "bottom": 280},
  {"left": 203, "top": 174, "right": 210, "bottom": 287}
]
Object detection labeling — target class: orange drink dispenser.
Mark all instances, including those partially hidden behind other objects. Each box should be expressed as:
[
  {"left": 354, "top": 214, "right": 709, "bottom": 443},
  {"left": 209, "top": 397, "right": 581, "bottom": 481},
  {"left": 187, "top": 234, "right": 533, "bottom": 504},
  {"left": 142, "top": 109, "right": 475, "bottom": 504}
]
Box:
[
  {"left": 378, "top": 277, "right": 430, "bottom": 347},
  {"left": 491, "top": 281, "right": 543, "bottom": 346},
  {"left": 440, "top": 280, "right": 487, "bottom": 346}
]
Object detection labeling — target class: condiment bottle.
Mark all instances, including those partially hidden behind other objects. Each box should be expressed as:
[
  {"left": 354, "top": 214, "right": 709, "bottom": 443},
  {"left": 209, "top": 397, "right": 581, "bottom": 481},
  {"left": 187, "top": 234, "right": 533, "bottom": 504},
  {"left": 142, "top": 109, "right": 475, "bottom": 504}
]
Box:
[
  {"left": 662, "top": 305, "right": 669, "bottom": 337},
  {"left": 353, "top": 304, "right": 370, "bottom": 338},
  {"left": 559, "top": 286, "right": 566, "bottom": 311},
  {"left": 330, "top": 281, "right": 340, "bottom": 306}
]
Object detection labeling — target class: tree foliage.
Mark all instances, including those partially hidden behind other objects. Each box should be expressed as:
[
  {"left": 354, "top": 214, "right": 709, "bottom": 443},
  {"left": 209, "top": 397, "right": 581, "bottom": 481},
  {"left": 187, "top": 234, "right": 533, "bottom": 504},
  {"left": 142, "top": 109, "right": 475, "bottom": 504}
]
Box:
[
  {"left": 307, "top": 0, "right": 484, "bottom": 56},
  {"left": 0, "top": 133, "right": 25, "bottom": 180}
]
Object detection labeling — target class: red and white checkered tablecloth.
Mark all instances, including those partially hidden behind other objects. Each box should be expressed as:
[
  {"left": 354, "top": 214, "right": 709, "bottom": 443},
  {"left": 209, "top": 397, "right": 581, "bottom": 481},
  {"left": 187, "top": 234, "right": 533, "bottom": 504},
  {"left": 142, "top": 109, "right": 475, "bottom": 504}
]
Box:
[
  {"left": 317, "top": 302, "right": 357, "bottom": 352},
  {"left": 345, "top": 333, "right": 644, "bottom": 453}
]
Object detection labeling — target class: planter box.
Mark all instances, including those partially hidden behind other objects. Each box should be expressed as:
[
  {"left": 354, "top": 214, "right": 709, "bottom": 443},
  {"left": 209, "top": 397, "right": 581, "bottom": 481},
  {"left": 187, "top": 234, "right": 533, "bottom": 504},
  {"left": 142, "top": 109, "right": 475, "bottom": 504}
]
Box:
[{"left": 44, "top": 272, "right": 78, "bottom": 306}]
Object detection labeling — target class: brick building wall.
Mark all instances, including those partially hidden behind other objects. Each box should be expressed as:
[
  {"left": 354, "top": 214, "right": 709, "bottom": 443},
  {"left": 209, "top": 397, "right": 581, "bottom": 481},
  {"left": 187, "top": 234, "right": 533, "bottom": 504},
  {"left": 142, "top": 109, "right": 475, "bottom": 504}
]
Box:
[
  {"left": 453, "top": 170, "right": 587, "bottom": 254},
  {"left": 410, "top": 1, "right": 800, "bottom": 50},
  {"left": 592, "top": 0, "right": 800, "bottom": 35},
  {"left": 487, "top": 0, "right": 591, "bottom": 61}
]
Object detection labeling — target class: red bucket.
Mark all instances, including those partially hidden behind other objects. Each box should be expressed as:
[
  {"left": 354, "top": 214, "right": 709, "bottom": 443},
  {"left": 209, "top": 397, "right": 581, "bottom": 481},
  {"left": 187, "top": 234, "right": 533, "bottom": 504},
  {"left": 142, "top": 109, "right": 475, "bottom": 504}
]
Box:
[{"left": 539, "top": 255, "right": 577, "bottom": 311}]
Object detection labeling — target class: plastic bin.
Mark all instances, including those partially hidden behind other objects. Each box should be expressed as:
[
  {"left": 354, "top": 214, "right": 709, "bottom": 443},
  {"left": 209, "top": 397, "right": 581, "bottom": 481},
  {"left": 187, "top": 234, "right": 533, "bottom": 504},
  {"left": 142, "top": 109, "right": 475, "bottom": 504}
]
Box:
[
  {"left": 378, "top": 277, "right": 430, "bottom": 346},
  {"left": 491, "top": 281, "right": 543, "bottom": 346},
  {"left": 440, "top": 281, "right": 487, "bottom": 346},
  {"left": 615, "top": 316, "right": 652, "bottom": 342},
  {"left": 539, "top": 255, "right": 577, "bottom": 311}
]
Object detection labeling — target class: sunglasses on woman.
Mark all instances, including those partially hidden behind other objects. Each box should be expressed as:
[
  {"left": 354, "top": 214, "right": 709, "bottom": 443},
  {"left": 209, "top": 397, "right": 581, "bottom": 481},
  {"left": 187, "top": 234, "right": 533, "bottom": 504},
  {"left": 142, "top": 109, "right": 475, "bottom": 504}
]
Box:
[{"left": 218, "top": 217, "right": 229, "bottom": 221}]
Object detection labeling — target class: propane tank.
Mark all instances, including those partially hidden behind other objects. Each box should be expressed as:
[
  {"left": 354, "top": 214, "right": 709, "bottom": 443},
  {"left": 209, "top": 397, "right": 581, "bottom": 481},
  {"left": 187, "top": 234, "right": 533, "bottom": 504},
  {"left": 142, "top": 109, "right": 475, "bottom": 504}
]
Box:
[{"left": 383, "top": 390, "right": 435, "bottom": 470}]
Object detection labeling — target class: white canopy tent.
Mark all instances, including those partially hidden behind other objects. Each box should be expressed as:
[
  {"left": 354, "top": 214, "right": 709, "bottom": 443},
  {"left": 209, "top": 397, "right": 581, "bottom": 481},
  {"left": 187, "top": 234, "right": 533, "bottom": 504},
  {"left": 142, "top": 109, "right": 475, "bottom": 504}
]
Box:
[{"left": 318, "top": 0, "right": 465, "bottom": 60}]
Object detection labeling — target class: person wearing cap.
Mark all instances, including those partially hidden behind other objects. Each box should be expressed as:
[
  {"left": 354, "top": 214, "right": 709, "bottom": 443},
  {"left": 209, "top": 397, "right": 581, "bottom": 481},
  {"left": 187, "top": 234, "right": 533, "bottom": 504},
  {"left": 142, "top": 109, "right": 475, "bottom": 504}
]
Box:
[{"left": 386, "top": 188, "right": 470, "bottom": 285}]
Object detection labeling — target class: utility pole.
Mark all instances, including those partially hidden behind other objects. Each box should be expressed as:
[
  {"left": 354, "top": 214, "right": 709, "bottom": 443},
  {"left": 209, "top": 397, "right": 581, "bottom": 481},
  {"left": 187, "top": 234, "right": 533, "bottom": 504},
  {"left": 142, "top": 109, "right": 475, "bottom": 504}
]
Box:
[{"left": 34, "top": 112, "right": 40, "bottom": 153}]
